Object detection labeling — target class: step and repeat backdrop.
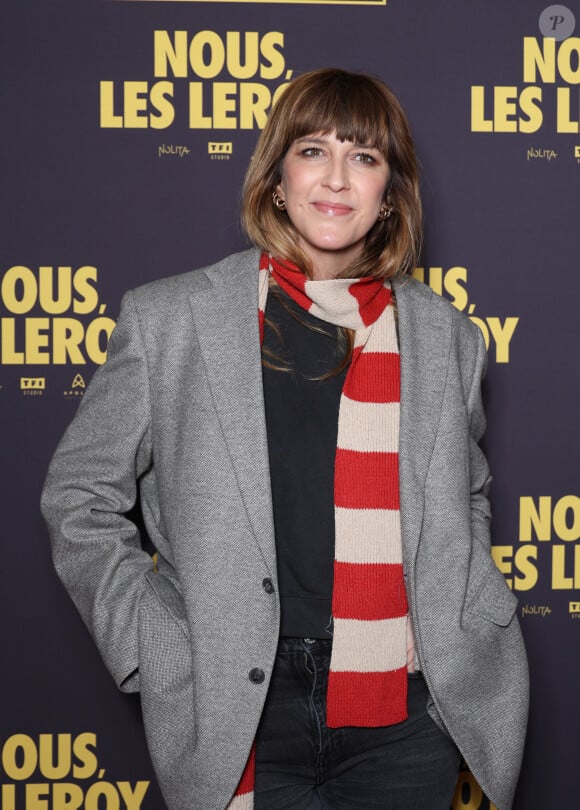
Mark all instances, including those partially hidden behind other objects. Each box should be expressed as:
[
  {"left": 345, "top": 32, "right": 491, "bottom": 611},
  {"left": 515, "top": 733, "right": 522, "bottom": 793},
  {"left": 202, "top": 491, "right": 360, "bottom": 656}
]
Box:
[{"left": 1, "top": 1, "right": 578, "bottom": 808}]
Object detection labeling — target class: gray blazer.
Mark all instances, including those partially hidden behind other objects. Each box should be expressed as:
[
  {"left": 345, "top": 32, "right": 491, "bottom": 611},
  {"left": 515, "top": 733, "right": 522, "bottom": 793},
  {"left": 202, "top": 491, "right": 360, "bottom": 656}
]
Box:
[{"left": 41, "top": 248, "right": 528, "bottom": 810}]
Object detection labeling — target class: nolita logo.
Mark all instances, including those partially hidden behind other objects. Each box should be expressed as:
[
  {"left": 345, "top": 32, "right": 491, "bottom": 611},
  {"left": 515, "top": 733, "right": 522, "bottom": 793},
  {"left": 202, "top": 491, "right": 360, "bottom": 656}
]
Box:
[
  {"left": 20, "top": 377, "right": 45, "bottom": 390},
  {"left": 208, "top": 142, "right": 233, "bottom": 154},
  {"left": 569, "top": 601, "right": 580, "bottom": 614}
]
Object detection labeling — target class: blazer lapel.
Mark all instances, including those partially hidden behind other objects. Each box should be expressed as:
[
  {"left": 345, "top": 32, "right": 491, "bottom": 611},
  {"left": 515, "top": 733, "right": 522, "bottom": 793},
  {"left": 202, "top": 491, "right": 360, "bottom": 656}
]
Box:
[
  {"left": 187, "top": 250, "right": 276, "bottom": 576},
  {"left": 185, "top": 261, "right": 450, "bottom": 584},
  {"left": 393, "top": 277, "right": 451, "bottom": 578}
]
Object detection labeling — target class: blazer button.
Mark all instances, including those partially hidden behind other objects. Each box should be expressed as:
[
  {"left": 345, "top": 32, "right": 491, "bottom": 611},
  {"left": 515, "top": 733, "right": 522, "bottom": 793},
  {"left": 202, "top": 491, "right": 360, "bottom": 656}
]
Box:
[
  {"left": 262, "top": 578, "right": 275, "bottom": 594},
  {"left": 249, "top": 668, "right": 265, "bottom": 684}
]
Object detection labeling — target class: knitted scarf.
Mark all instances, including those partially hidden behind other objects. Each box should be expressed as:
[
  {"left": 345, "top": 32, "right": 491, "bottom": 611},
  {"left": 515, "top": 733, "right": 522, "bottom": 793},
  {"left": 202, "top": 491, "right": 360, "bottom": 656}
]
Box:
[{"left": 228, "top": 252, "right": 409, "bottom": 809}]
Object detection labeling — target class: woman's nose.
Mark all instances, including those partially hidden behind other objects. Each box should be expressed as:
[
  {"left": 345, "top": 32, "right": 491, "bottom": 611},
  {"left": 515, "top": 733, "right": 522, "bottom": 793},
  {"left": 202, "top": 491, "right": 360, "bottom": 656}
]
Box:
[{"left": 322, "top": 159, "right": 350, "bottom": 191}]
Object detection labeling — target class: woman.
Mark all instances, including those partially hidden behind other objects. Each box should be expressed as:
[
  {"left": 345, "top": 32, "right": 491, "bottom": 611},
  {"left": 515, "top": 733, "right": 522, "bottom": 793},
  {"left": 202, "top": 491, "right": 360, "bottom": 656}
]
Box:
[{"left": 42, "top": 68, "right": 528, "bottom": 810}]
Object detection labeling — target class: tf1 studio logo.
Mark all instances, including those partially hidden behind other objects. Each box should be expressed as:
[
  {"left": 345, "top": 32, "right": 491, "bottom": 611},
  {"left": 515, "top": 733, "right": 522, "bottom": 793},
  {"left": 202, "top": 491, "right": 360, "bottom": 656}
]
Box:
[
  {"left": 21, "top": 377, "right": 45, "bottom": 390},
  {"left": 208, "top": 142, "right": 233, "bottom": 155}
]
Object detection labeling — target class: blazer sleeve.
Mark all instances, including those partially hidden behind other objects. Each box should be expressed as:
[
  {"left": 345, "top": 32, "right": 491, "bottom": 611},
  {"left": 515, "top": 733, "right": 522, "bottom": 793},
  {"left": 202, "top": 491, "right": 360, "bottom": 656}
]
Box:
[
  {"left": 41, "top": 290, "right": 154, "bottom": 692},
  {"left": 466, "top": 323, "right": 492, "bottom": 541},
  {"left": 461, "top": 320, "right": 517, "bottom": 622}
]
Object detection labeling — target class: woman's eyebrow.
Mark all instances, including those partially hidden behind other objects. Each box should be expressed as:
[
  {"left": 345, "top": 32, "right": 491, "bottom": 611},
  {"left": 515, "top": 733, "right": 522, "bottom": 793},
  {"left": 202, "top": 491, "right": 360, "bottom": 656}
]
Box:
[
  {"left": 294, "top": 136, "right": 378, "bottom": 149},
  {"left": 294, "top": 136, "right": 329, "bottom": 144}
]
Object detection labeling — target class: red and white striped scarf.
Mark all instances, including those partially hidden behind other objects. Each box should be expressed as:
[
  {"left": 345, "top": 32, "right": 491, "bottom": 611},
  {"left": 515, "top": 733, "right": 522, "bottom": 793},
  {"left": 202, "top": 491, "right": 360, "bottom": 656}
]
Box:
[{"left": 229, "top": 252, "right": 409, "bottom": 809}]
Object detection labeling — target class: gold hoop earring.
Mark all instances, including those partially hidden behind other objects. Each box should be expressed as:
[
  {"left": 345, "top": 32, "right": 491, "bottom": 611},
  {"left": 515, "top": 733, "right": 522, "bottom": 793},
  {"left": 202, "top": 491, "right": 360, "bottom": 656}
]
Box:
[
  {"left": 272, "top": 191, "right": 286, "bottom": 211},
  {"left": 378, "top": 202, "right": 393, "bottom": 221}
]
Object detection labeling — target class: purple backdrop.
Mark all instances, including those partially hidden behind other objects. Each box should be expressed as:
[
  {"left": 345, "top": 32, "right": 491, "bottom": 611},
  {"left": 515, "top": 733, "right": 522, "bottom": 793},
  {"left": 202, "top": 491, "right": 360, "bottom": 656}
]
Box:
[{"left": 2, "top": 1, "right": 579, "bottom": 808}]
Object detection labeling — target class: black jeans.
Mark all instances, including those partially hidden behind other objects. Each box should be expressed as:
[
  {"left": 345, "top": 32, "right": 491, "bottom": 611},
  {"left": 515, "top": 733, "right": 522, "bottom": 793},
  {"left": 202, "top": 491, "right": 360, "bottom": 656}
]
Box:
[{"left": 254, "top": 638, "right": 460, "bottom": 810}]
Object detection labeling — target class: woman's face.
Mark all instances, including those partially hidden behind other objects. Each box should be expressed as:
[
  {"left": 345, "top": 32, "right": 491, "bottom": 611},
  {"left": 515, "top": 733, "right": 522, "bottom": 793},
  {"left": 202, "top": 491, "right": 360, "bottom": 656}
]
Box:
[{"left": 276, "top": 131, "right": 390, "bottom": 279}]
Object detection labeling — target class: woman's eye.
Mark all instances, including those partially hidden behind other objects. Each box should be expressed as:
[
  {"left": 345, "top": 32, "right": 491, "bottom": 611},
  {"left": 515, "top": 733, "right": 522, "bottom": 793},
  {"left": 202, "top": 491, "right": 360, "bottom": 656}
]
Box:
[
  {"left": 354, "top": 152, "right": 377, "bottom": 164},
  {"left": 302, "top": 147, "right": 324, "bottom": 157}
]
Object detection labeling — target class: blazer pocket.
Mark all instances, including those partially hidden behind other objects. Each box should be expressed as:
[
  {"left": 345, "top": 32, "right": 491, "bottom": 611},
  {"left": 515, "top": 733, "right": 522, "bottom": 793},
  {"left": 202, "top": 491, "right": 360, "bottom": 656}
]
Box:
[
  {"left": 144, "top": 569, "right": 190, "bottom": 638},
  {"left": 464, "top": 564, "right": 518, "bottom": 627},
  {"left": 138, "top": 572, "right": 197, "bottom": 795},
  {"left": 138, "top": 571, "right": 191, "bottom": 691}
]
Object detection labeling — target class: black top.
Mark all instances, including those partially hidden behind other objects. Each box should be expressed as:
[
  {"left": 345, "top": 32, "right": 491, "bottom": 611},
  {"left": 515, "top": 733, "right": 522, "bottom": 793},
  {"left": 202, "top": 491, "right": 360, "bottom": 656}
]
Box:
[{"left": 262, "top": 286, "right": 349, "bottom": 637}]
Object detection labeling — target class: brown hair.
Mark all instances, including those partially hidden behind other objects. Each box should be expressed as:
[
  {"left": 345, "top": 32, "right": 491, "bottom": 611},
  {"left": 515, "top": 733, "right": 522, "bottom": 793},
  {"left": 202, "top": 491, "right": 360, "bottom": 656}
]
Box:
[{"left": 242, "top": 67, "right": 422, "bottom": 280}]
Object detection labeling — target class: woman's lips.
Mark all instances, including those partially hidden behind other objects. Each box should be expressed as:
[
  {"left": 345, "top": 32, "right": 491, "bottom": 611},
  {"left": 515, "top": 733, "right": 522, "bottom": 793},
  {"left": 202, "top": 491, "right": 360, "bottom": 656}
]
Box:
[{"left": 310, "top": 201, "right": 354, "bottom": 216}]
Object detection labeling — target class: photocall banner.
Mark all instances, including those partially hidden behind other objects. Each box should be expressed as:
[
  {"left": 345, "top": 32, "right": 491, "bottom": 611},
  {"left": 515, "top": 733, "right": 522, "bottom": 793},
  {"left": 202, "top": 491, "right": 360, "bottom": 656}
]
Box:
[{"left": 1, "top": 1, "right": 578, "bottom": 808}]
